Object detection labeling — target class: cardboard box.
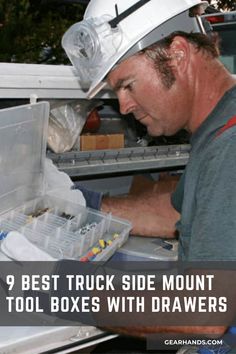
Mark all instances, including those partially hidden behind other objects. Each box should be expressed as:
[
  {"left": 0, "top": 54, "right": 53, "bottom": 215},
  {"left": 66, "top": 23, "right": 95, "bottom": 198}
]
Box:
[{"left": 80, "top": 133, "right": 124, "bottom": 151}]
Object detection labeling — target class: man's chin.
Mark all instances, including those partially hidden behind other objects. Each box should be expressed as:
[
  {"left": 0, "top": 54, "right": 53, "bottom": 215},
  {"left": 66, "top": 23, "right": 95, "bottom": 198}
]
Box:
[
  {"left": 147, "top": 127, "right": 164, "bottom": 137},
  {"left": 147, "top": 128, "right": 178, "bottom": 137}
]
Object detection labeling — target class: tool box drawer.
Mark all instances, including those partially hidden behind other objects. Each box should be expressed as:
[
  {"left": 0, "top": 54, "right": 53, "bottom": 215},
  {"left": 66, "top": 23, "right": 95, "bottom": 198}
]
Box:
[{"left": 0, "top": 194, "right": 131, "bottom": 261}]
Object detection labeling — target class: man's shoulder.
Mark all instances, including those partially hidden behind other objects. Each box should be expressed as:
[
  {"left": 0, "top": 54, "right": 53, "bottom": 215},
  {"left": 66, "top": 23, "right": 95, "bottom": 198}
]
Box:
[{"left": 204, "top": 119, "right": 236, "bottom": 155}]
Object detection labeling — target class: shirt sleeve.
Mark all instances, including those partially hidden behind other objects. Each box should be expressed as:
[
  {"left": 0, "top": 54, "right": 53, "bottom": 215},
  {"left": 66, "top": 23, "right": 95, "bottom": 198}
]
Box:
[
  {"left": 171, "top": 172, "right": 185, "bottom": 214},
  {"left": 72, "top": 182, "right": 103, "bottom": 210}
]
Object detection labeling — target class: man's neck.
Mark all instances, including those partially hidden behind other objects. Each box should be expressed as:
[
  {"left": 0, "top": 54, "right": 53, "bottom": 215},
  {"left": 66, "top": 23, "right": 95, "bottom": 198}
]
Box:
[{"left": 187, "top": 57, "right": 236, "bottom": 134}]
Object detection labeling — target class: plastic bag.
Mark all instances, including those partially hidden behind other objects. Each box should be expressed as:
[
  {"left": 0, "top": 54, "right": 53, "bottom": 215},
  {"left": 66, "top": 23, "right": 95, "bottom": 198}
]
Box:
[
  {"left": 44, "top": 158, "right": 86, "bottom": 207},
  {"left": 47, "top": 99, "right": 101, "bottom": 153},
  {"left": 1, "top": 231, "right": 56, "bottom": 261}
]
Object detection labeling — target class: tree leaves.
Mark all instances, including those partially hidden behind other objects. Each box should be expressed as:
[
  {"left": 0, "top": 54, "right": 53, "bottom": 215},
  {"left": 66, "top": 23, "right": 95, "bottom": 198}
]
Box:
[
  {"left": 0, "top": 0, "right": 84, "bottom": 63},
  {"left": 209, "top": 0, "right": 236, "bottom": 11},
  {"left": 0, "top": 0, "right": 235, "bottom": 64}
]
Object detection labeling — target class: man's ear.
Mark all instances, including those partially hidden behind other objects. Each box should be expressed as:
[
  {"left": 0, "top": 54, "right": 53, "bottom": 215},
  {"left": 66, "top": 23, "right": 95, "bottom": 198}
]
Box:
[{"left": 169, "top": 36, "right": 190, "bottom": 76}]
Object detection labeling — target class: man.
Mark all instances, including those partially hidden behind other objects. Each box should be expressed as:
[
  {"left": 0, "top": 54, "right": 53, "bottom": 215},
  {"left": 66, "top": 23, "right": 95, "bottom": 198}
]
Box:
[
  {"left": 62, "top": 0, "right": 236, "bottom": 349},
  {"left": 62, "top": 0, "right": 236, "bottom": 259}
]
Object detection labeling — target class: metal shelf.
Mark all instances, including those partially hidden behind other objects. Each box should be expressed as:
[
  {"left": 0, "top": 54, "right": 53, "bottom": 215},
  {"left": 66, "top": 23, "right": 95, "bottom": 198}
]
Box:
[
  {"left": 47, "top": 144, "right": 190, "bottom": 177},
  {"left": 0, "top": 63, "right": 114, "bottom": 99}
]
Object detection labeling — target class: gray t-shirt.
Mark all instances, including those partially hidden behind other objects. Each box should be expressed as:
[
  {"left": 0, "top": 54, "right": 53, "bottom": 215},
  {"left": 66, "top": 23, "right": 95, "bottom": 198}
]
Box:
[{"left": 172, "top": 85, "right": 236, "bottom": 261}]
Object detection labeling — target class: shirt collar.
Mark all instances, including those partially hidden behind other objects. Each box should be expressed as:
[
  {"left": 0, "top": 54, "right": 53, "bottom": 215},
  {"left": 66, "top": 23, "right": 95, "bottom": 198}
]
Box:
[{"left": 190, "top": 84, "right": 236, "bottom": 149}]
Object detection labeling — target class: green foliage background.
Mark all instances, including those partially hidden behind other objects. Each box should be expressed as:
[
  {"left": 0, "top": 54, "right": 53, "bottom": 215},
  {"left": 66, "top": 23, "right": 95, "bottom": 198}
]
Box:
[
  {"left": 0, "top": 0, "right": 235, "bottom": 64},
  {"left": 215, "top": 0, "right": 236, "bottom": 10},
  {"left": 0, "top": 0, "right": 84, "bottom": 63}
]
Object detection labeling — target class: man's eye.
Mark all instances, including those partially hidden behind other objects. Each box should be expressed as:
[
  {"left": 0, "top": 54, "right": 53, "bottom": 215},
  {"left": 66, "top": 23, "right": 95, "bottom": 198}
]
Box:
[{"left": 124, "top": 82, "right": 134, "bottom": 91}]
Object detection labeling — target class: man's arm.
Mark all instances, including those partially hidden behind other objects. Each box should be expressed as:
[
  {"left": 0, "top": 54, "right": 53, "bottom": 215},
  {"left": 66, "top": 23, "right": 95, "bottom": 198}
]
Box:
[
  {"left": 106, "top": 325, "right": 227, "bottom": 338},
  {"left": 101, "top": 176, "right": 180, "bottom": 238},
  {"left": 97, "top": 267, "right": 236, "bottom": 339}
]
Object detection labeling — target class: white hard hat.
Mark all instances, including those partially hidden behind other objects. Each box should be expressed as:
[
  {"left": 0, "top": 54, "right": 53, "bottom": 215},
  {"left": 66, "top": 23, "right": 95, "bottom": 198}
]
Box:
[{"left": 62, "top": 0, "right": 208, "bottom": 98}]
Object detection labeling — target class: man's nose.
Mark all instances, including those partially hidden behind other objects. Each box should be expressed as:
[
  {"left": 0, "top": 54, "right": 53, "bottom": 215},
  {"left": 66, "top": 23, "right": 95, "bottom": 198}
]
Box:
[{"left": 118, "top": 92, "right": 136, "bottom": 115}]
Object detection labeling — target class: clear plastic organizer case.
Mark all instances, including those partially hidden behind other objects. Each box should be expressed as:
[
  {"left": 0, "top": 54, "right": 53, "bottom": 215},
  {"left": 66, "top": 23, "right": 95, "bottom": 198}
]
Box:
[
  {"left": 0, "top": 194, "right": 132, "bottom": 262},
  {"left": 0, "top": 102, "right": 131, "bottom": 262}
]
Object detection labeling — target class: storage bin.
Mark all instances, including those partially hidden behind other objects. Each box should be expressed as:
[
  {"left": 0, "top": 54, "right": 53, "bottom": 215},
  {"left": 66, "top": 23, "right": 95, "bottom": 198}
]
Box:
[{"left": 0, "top": 102, "right": 131, "bottom": 262}]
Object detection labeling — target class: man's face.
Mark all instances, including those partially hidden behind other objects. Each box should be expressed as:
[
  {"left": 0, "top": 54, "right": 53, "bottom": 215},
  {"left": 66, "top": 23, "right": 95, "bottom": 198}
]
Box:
[{"left": 107, "top": 53, "right": 191, "bottom": 136}]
